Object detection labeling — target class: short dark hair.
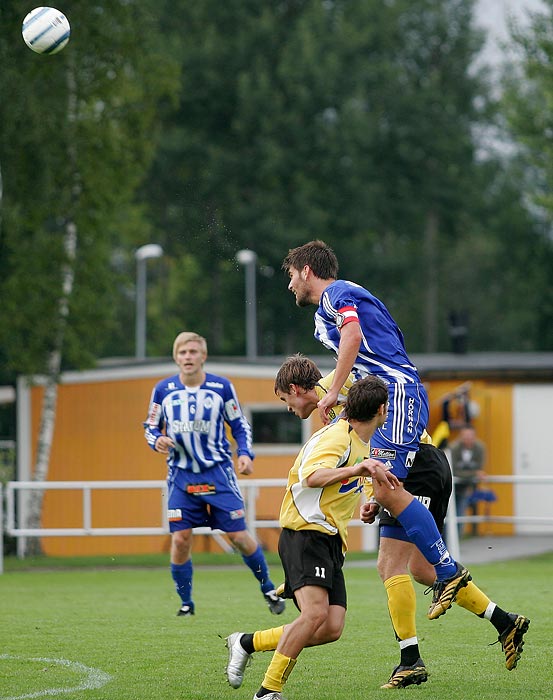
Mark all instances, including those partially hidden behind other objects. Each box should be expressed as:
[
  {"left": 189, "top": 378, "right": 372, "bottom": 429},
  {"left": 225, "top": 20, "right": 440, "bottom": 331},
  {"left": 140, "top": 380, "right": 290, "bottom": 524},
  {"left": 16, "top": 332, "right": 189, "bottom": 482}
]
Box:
[
  {"left": 282, "top": 240, "right": 339, "bottom": 280},
  {"left": 343, "top": 376, "right": 388, "bottom": 422},
  {"left": 274, "top": 354, "right": 322, "bottom": 394}
]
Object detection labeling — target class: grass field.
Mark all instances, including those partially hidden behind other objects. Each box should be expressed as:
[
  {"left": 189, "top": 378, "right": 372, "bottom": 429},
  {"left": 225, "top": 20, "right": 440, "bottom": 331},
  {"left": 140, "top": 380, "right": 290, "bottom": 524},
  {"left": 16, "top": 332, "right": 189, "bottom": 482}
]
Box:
[{"left": 0, "top": 552, "right": 551, "bottom": 700}]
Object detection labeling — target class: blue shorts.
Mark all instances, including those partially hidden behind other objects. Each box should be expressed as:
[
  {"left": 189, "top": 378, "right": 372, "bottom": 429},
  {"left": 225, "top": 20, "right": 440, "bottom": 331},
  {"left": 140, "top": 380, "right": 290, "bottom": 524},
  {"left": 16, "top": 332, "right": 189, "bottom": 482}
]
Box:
[
  {"left": 166, "top": 463, "right": 247, "bottom": 533},
  {"left": 370, "top": 382, "right": 429, "bottom": 479}
]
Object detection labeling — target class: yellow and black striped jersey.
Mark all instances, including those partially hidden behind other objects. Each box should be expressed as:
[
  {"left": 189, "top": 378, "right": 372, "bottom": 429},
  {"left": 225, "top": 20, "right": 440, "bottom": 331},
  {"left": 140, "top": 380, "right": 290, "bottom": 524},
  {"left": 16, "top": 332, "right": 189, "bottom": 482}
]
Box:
[{"left": 279, "top": 418, "right": 374, "bottom": 552}]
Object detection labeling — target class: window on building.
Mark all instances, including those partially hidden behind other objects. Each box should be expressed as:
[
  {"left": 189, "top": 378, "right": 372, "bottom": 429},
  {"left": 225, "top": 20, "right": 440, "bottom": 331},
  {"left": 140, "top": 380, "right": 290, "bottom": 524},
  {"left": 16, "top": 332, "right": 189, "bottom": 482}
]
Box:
[{"left": 249, "top": 408, "right": 303, "bottom": 445}]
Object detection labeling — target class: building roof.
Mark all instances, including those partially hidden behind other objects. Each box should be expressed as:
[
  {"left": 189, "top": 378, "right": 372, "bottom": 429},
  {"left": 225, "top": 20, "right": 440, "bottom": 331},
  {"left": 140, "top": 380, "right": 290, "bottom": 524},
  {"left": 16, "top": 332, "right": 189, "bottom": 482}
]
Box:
[{"left": 95, "top": 352, "right": 553, "bottom": 382}]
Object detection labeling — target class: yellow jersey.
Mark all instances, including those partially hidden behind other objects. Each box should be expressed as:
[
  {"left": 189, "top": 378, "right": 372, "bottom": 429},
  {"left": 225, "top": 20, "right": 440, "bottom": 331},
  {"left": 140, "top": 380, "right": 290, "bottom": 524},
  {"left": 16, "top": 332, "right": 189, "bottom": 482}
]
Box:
[
  {"left": 279, "top": 418, "right": 374, "bottom": 552},
  {"left": 314, "top": 370, "right": 355, "bottom": 420}
]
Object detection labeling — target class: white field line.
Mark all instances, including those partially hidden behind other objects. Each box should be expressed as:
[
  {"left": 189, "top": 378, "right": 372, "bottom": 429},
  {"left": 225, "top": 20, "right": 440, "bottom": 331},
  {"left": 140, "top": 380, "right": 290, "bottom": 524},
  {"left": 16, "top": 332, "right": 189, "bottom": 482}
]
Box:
[{"left": 0, "top": 655, "right": 112, "bottom": 699}]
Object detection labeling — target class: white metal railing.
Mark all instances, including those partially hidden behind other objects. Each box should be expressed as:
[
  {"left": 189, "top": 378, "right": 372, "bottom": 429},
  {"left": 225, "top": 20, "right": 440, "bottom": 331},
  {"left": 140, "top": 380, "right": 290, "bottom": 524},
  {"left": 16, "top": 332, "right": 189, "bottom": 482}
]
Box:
[
  {"left": 451, "top": 474, "right": 553, "bottom": 526},
  {"left": 6, "top": 480, "right": 170, "bottom": 537},
  {"left": 4, "top": 478, "right": 290, "bottom": 536},
  {"left": 0, "top": 478, "right": 377, "bottom": 574},
  {"left": 2, "top": 474, "right": 553, "bottom": 574}
]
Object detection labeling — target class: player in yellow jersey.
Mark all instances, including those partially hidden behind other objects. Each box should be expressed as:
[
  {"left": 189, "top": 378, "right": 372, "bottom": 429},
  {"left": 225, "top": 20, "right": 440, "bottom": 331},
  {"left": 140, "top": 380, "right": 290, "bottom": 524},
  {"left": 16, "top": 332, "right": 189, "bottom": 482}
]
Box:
[
  {"left": 270, "top": 354, "right": 530, "bottom": 689},
  {"left": 226, "top": 376, "right": 400, "bottom": 699}
]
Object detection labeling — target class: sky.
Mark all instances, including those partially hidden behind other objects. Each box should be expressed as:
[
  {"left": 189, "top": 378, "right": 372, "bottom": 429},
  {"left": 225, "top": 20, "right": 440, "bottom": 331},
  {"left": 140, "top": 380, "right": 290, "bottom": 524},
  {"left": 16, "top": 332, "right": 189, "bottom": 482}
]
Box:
[{"left": 474, "top": 0, "right": 546, "bottom": 67}]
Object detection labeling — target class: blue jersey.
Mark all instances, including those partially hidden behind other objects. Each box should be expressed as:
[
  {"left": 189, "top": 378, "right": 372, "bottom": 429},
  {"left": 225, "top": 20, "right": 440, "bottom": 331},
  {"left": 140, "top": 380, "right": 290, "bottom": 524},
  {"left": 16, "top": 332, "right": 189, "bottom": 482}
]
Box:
[
  {"left": 315, "top": 279, "right": 428, "bottom": 478},
  {"left": 144, "top": 372, "right": 254, "bottom": 473},
  {"left": 315, "top": 279, "right": 420, "bottom": 384}
]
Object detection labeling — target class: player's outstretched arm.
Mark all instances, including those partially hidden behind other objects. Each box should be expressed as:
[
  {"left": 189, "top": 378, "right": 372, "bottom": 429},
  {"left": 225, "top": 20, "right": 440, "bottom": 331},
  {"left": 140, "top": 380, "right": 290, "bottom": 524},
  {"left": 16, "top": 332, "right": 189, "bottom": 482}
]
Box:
[{"left": 317, "top": 322, "right": 361, "bottom": 424}]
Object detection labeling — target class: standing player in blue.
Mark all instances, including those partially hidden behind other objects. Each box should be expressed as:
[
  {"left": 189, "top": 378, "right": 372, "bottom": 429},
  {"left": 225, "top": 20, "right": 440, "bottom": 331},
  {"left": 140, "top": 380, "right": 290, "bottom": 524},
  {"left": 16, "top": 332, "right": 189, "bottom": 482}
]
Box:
[{"left": 144, "top": 331, "right": 285, "bottom": 617}]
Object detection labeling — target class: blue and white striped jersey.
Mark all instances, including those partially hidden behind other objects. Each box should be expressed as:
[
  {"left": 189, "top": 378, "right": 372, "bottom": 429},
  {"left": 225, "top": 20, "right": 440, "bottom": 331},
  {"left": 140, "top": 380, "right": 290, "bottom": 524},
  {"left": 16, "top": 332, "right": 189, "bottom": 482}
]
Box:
[
  {"left": 315, "top": 279, "right": 421, "bottom": 385},
  {"left": 144, "top": 372, "right": 254, "bottom": 473}
]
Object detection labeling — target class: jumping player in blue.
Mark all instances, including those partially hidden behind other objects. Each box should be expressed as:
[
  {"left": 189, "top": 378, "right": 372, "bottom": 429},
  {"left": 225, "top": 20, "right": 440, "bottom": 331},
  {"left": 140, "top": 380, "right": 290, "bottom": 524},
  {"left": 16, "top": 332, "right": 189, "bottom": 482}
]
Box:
[
  {"left": 144, "top": 331, "right": 285, "bottom": 617},
  {"left": 283, "top": 240, "right": 428, "bottom": 479},
  {"left": 282, "top": 241, "right": 480, "bottom": 686}
]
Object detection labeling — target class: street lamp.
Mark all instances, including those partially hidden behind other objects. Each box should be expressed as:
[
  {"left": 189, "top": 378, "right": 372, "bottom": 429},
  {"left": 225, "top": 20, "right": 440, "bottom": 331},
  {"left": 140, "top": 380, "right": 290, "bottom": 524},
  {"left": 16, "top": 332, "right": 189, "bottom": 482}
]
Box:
[
  {"left": 135, "top": 243, "right": 163, "bottom": 360},
  {"left": 236, "top": 248, "right": 258, "bottom": 361}
]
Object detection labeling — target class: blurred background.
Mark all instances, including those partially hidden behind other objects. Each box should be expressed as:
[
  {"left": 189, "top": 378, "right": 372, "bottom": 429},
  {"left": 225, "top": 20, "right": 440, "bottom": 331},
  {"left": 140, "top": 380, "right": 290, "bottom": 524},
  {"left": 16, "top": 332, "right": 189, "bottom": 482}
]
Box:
[
  {"left": 2, "top": 0, "right": 553, "bottom": 377},
  {"left": 1, "top": 1, "right": 553, "bottom": 557}
]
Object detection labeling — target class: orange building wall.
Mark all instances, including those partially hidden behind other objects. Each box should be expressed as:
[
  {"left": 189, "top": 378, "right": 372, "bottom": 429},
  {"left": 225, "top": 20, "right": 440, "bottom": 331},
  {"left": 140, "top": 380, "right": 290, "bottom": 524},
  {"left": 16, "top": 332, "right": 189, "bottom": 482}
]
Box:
[
  {"left": 29, "top": 371, "right": 515, "bottom": 556},
  {"left": 30, "top": 373, "right": 295, "bottom": 556},
  {"left": 425, "top": 379, "right": 514, "bottom": 535}
]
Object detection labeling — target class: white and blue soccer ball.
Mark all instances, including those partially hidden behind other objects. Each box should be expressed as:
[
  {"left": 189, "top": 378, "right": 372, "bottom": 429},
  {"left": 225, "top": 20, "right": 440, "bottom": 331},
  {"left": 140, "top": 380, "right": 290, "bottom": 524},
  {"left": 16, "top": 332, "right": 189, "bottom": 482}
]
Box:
[{"left": 22, "top": 7, "right": 70, "bottom": 55}]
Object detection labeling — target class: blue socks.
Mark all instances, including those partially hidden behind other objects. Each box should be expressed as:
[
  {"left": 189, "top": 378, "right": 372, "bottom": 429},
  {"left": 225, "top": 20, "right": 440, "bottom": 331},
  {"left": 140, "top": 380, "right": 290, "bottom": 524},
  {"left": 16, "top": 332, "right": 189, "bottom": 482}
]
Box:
[
  {"left": 242, "top": 545, "right": 275, "bottom": 594},
  {"left": 396, "top": 499, "right": 458, "bottom": 580},
  {"left": 172, "top": 546, "right": 273, "bottom": 609},
  {"left": 171, "top": 560, "right": 193, "bottom": 605}
]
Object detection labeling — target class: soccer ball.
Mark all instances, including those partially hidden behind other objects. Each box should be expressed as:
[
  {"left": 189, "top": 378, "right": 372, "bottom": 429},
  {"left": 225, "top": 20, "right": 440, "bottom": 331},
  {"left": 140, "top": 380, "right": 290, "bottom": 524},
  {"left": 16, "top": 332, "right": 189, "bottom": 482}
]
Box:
[{"left": 22, "top": 7, "right": 70, "bottom": 55}]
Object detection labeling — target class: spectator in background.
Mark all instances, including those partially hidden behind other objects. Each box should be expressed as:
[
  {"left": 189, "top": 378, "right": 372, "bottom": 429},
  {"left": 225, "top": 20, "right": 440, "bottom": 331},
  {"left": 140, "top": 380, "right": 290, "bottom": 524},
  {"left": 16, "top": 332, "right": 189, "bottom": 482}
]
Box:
[
  {"left": 449, "top": 424, "right": 488, "bottom": 536},
  {"left": 431, "top": 382, "right": 472, "bottom": 449}
]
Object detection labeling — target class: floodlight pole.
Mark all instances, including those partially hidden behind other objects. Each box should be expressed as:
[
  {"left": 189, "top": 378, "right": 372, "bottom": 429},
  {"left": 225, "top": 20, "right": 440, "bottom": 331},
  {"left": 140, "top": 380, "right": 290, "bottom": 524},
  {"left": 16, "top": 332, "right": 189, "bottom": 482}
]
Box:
[
  {"left": 135, "top": 244, "right": 163, "bottom": 360},
  {"left": 236, "top": 249, "right": 258, "bottom": 361}
]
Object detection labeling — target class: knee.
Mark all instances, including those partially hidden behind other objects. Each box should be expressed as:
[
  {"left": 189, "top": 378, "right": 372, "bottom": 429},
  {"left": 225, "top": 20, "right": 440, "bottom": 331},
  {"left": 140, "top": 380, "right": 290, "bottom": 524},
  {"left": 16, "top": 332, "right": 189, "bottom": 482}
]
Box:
[
  {"left": 304, "top": 608, "right": 330, "bottom": 633},
  {"left": 171, "top": 531, "right": 192, "bottom": 560},
  {"left": 312, "top": 608, "right": 345, "bottom": 644},
  {"left": 412, "top": 570, "right": 432, "bottom": 586},
  {"left": 321, "top": 621, "right": 344, "bottom": 643},
  {"left": 376, "top": 546, "right": 408, "bottom": 581},
  {"left": 227, "top": 530, "right": 256, "bottom": 554}
]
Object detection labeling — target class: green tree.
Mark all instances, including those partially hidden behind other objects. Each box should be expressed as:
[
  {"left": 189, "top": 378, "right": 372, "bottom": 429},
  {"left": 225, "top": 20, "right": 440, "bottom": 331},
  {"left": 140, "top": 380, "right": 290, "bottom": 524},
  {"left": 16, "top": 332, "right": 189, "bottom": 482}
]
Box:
[
  {"left": 0, "top": 1, "right": 179, "bottom": 374},
  {"left": 146, "top": 0, "right": 506, "bottom": 355},
  {"left": 500, "top": 1, "right": 553, "bottom": 350},
  {"left": 0, "top": 0, "right": 179, "bottom": 552}
]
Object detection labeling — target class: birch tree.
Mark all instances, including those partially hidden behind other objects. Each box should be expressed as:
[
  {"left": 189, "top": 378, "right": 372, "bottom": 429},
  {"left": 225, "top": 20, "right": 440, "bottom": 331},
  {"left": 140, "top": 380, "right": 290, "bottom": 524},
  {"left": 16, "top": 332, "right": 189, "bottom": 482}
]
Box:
[
  {"left": 24, "top": 59, "right": 80, "bottom": 555},
  {"left": 0, "top": 1, "right": 179, "bottom": 554}
]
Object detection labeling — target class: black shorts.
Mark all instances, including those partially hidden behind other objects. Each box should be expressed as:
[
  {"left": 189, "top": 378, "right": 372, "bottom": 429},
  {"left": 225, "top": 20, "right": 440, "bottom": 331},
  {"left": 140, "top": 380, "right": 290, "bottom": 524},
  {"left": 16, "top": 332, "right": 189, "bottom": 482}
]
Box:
[
  {"left": 278, "top": 528, "right": 347, "bottom": 609},
  {"left": 379, "top": 443, "right": 452, "bottom": 533}
]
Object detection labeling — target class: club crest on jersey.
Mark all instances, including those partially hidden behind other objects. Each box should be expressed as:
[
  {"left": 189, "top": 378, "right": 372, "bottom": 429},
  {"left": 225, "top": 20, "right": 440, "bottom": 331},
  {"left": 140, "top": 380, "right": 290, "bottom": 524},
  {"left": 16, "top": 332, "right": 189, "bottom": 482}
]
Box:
[{"left": 371, "top": 447, "right": 396, "bottom": 460}]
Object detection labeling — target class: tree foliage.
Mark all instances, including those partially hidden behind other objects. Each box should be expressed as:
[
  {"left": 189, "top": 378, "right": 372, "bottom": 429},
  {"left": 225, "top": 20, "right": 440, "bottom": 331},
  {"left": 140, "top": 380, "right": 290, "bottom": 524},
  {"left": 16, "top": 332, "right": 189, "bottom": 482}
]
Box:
[
  {"left": 143, "top": 0, "right": 551, "bottom": 358},
  {"left": 0, "top": 0, "right": 179, "bottom": 378},
  {"left": 500, "top": 0, "right": 553, "bottom": 350},
  {"left": 1, "top": 0, "right": 552, "bottom": 388}
]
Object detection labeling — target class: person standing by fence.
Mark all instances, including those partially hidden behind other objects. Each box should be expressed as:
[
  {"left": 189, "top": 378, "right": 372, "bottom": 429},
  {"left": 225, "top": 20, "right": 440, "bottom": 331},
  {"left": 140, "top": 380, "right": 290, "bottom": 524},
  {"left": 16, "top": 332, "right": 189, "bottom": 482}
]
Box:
[{"left": 450, "top": 424, "right": 494, "bottom": 536}]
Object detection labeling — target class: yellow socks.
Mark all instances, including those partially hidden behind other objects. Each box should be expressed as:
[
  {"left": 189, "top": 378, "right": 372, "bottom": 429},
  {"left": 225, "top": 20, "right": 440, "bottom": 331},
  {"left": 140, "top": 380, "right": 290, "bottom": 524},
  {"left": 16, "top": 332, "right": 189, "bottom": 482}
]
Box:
[
  {"left": 455, "top": 581, "right": 490, "bottom": 616},
  {"left": 261, "top": 650, "right": 297, "bottom": 692},
  {"left": 385, "top": 574, "right": 417, "bottom": 641},
  {"left": 253, "top": 626, "right": 285, "bottom": 652}
]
